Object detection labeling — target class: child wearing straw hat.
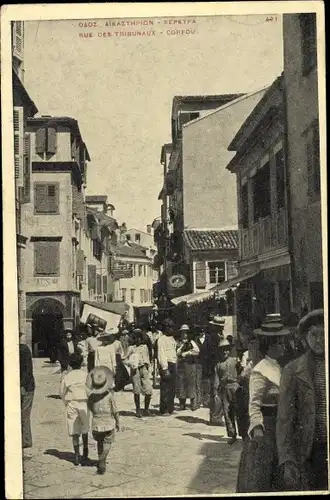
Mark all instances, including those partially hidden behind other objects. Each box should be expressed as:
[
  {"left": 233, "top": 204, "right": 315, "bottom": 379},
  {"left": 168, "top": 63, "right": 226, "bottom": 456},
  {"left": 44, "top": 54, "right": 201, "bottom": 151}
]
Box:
[{"left": 86, "top": 366, "right": 121, "bottom": 475}]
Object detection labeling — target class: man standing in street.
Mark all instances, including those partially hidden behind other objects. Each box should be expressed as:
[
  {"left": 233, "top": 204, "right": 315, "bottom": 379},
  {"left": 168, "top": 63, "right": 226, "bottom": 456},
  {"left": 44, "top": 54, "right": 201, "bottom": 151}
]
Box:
[
  {"left": 157, "top": 319, "right": 177, "bottom": 415},
  {"left": 276, "top": 309, "right": 328, "bottom": 492},
  {"left": 19, "top": 332, "right": 35, "bottom": 454}
]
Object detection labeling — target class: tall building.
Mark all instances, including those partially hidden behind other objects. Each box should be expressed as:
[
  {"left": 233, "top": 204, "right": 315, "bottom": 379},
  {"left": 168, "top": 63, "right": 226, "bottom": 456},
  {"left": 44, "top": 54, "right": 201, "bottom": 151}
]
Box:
[
  {"left": 227, "top": 76, "right": 292, "bottom": 326},
  {"left": 21, "top": 116, "right": 90, "bottom": 356},
  {"left": 12, "top": 21, "right": 38, "bottom": 333},
  {"left": 283, "top": 13, "right": 323, "bottom": 312}
]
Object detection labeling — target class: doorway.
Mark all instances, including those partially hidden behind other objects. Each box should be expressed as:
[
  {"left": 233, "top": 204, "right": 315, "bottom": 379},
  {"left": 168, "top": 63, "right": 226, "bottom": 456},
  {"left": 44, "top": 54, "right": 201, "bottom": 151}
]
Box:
[{"left": 31, "top": 299, "right": 64, "bottom": 359}]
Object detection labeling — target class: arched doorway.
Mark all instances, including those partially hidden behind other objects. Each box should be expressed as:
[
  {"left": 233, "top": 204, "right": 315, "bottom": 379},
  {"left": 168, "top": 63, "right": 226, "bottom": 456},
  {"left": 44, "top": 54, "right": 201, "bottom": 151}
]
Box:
[{"left": 31, "top": 298, "right": 64, "bottom": 359}]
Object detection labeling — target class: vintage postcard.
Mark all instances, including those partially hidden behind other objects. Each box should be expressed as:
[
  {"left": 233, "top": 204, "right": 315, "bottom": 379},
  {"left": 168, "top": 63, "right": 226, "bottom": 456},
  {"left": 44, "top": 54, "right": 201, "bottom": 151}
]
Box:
[{"left": 2, "top": 2, "right": 328, "bottom": 499}]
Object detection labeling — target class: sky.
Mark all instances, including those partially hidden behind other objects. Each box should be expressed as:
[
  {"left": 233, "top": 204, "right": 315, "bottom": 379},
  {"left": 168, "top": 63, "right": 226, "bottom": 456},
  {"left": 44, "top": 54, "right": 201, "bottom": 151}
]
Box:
[{"left": 23, "top": 14, "right": 283, "bottom": 231}]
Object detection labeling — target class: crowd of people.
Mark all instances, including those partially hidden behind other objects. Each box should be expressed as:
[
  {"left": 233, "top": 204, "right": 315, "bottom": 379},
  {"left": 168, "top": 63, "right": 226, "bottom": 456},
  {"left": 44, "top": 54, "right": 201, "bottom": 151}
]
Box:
[{"left": 19, "top": 308, "right": 327, "bottom": 490}]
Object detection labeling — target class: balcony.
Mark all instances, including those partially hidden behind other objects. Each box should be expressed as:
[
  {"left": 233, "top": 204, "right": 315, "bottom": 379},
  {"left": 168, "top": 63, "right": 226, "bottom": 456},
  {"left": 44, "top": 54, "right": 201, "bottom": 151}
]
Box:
[{"left": 240, "top": 208, "right": 288, "bottom": 260}]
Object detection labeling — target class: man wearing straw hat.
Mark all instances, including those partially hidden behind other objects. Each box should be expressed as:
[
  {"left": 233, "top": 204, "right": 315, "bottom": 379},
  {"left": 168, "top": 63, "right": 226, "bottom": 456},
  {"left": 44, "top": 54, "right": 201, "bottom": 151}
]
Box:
[{"left": 277, "top": 309, "right": 327, "bottom": 491}]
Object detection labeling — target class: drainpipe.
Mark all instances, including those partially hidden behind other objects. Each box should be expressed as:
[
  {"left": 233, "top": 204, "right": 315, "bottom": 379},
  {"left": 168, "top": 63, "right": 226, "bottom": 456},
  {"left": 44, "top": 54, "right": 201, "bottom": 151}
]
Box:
[{"left": 282, "top": 72, "right": 297, "bottom": 312}]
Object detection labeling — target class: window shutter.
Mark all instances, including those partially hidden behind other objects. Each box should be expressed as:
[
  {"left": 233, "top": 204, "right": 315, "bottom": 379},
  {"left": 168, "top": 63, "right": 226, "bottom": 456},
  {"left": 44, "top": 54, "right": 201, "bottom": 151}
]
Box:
[
  {"left": 102, "top": 275, "right": 108, "bottom": 295},
  {"left": 14, "top": 107, "right": 24, "bottom": 187},
  {"left": 195, "top": 261, "right": 207, "bottom": 289},
  {"left": 36, "top": 127, "right": 46, "bottom": 154},
  {"left": 88, "top": 264, "right": 96, "bottom": 291},
  {"left": 306, "top": 141, "right": 314, "bottom": 196},
  {"left": 96, "top": 274, "right": 102, "bottom": 294},
  {"left": 34, "top": 183, "right": 59, "bottom": 213},
  {"left": 22, "top": 133, "right": 31, "bottom": 203},
  {"left": 34, "top": 241, "right": 60, "bottom": 276},
  {"left": 47, "top": 127, "right": 57, "bottom": 154},
  {"left": 13, "top": 22, "right": 23, "bottom": 61},
  {"left": 34, "top": 184, "right": 48, "bottom": 213},
  {"left": 76, "top": 249, "right": 85, "bottom": 276}
]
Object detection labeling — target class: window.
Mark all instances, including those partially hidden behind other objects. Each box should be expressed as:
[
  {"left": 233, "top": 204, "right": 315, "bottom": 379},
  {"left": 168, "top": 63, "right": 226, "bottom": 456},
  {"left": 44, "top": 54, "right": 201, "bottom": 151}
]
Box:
[
  {"left": 130, "top": 289, "right": 135, "bottom": 303},
  {"left": 178, "top": 112, "right": 200, "bottom": 130},
  {"left": 88, "top": 264, "right": 96, "bottom": 291},
  {"left": 96, "top": 275, "right": 102, "bottom": 295},
  {"left": 121, "top": 288, "right": 127, "bottom": 302},
  {"left": 34, "top": 239, "right": 60, "bottom": 276},
  {"left": 305, "top": 120, "right": 320, "bottom": 199},
  {"left": 300, "top": 13, "right": 317, "bottom": 75},
  {"left": 275, "top": 149, "right": 286, "bottom": 210},
  {"left": 144, "top": 289, "right": 149, "bottom": 303},
  {"left": 34, "top": 183, "right": 60, "bottom": 214},
  {"left": 13, "top": 107, "right": 24, "bottom": 187},
  {"left": 126, "top": 234, "right": 131, "bottom": 241},
  {"left": 35, "top": 126, "right": 57, "bottom": 156},
  {"left": 138, "top": 265, "right": 143, "bottom": 277},
  {"left": 241, "top": 183, "right": 249, "bottom": 228},
  {"left": 135, "top": 233, "right": 141, "bottom": 243},
  {"left": 102, "top": 275, "right": 108, "bottom": 295},
  {"left": 208, "top": 261, "right": 226, "bottom": 285},
  {"left": 253, "top": 162, "right": 271, "bottom": 222},
  {"left": 140, "top": 289, "right": 144, "bottom": 303}
]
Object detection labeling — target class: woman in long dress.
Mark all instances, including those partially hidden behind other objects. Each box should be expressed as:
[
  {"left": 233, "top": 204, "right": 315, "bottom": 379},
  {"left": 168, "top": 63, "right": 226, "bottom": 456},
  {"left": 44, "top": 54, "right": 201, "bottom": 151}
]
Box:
[
  {"left": 236, "top": 317, "right": 291, "bottom": 493},
  {"left": 176, "top": 325, "right": 200, "bottom": 411}
]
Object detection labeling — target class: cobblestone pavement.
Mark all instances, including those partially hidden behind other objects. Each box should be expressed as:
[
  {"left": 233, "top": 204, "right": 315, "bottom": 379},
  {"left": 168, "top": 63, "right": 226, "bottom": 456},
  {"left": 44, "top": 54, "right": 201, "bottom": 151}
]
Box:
[{"left": 23, "top": 359, "right": 242, "bottom": 498}]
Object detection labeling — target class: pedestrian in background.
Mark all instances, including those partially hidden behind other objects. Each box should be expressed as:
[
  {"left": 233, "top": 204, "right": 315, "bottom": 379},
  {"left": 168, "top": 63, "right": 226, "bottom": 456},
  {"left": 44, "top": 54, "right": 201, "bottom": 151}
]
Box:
[
  {"left": 207, "top": 316, "right": 226, "bottom": 426},
  {"left": 194, "top": 325, "right": 210, "bottom": 408},
  {"left": 213, "top": 337, "right": 240, "bottom": 444},
  {"left": 86, "top": 324, "right": 101, "bottom": 372},
  {"left": 19, "top": 332, "right": 35, "bottom": 452},
  {"left": 125, "top": 328, "right": 153, "bottom": 417},
  {"left": 77, "top": 327, "right": 88, "bottom": 371},
  {"left": 58, "top": 329, "right": 79, "bottom": 373},
  {"left": 176, "top": 324, "right": 200, "bottom": 411},
  {"left": 60, "top": 353, "right": 89, "bottom": 467},
  {"left": 237, "top": 316, "right": 290, "bottom": 493},
  {"left": 87, "top": 366, "right": 121, "bottom": 475},
  {"left": 157, "top": 319, "right": 178, "bottom": 415},
  {"left": 277, "top": 309, "right": 327, "bottom": 491}
]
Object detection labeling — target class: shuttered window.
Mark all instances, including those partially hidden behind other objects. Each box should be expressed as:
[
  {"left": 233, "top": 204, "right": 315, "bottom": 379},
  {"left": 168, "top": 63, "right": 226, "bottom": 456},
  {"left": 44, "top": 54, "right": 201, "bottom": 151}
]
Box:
[
  {"left": 208, "top": 261, "right": 226, "bottom": 285},
  {"left": 34, "top": 183, "right": 60, "bottom": 214},
  {"left": 34, "top": 240, "right": 60, "bottom": 276},
  {"left": 96, "top": 274, "right": 102, "bottom": 295},
  {"left": 35, "top": 126, "right": 57, "bottom": 155},
  {"left": 12, "top": 21, "right": 23, "bottom": 60},
  {"left": 140, "top": 289, "right": 144, "bottom": 303},
  {"left": 122, "top": 288, "right": 127, "bottom": 302},
  {"left": 102, "top": 275, "right": 108, "bottom": 295},
  {"left": 22, "top": 133, "right": 31, "bottom": 203},
  {"left": 76, "top": 249, "right": 85, "bottom": 277},
  {"left": 13, "top": 107, "right": 24, "bottom": 187},
  {"left": 88, "top": 265, "right": 96, "bottom": 291},
  {"left": 130, "top": 289, "right": 135, "bottom": 303},
  {"left": 195, "top": 261, "right": 207, "bottom": 289}
]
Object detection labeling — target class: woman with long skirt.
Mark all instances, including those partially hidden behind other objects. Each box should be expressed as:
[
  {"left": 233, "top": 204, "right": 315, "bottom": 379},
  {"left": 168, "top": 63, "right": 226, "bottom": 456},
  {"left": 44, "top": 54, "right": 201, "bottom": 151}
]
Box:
[{"left": 236, "top": 315, "right": 291, "bottom": 493}]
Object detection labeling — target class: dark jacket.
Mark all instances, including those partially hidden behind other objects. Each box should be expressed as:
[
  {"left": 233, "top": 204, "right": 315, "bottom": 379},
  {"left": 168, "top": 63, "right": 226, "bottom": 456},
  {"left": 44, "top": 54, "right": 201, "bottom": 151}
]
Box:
[
  {"left": 19, "top": 343, "right": 35, "bottom": 392},
  {"left": 276, "top": 351, "right": 323, "bottom": 488}
]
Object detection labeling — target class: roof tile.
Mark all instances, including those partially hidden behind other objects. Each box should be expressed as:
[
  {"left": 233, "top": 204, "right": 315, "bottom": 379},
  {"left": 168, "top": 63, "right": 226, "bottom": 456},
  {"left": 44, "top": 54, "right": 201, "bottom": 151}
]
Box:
[{"left": 183, "top": 229, "right": 238, "bottom": 251}]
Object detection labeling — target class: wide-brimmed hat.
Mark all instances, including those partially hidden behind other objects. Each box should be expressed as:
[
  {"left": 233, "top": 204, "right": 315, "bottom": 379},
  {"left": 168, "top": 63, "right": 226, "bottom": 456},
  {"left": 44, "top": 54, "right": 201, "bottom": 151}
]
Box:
[
  {"left": 254, "top": 314, "right": 290, "bottom": 337},
  {"left": 298, "top": 309, "right": 324, "bottom": 336},
  {"left": 86, "top": 366, "right": 114, "bottom": 395},
  {"left": 209, "top": 316, "right": 226, "bottom": 327},
  {"left": 218, "top": 337, "right": 231, "bottom": 349},
  {"left": 179, "top": 324, "right": 190, "bottom": 331}
]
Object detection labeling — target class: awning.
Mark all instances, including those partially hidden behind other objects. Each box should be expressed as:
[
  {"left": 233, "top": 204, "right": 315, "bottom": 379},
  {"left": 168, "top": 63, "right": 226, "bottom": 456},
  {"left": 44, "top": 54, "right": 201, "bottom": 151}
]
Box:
[
  {"left": 171, "top": 268, "right": 260, "bottom": 306},
  {"left": 80, "top": 301, "right": 129, "bottom": 331}
]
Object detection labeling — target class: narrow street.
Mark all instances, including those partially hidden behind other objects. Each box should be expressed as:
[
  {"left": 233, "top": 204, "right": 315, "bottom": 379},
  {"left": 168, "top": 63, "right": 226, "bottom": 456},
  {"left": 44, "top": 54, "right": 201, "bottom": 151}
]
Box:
[{"left": 23, "top": 360, "right": 242, "bottom": 499}]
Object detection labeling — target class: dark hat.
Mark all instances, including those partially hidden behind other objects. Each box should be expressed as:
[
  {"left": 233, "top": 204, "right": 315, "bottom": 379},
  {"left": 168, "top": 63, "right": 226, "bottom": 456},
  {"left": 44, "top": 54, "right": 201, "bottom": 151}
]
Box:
[{"left": 298, "top": 309, "right": 324, "bottom": 336}]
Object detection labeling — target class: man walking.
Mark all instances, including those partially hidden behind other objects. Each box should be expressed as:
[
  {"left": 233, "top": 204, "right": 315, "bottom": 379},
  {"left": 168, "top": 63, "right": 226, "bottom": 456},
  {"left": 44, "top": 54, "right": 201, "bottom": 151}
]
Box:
[
  {"left": 157, "top": 319, "right": 177, "bottom": 415},
  {"left": 276, "top": 309, "right": 328, "bottom": 491}
]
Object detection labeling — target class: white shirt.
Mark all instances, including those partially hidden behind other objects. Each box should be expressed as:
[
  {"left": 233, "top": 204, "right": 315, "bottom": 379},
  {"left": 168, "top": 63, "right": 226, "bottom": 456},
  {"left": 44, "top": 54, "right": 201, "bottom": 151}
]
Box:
[
  {"left": 157, "top": 335, "right": 177, "bottom": 370},
  {"left": 60, "top": 369, "right": 88, "bottom": 403},
  {"left": 86, "top": 336, "right": 101, "bottom": 353},
  {"left": 67, "top": 341, "right": 75, "bottom": 355},
  {"left": 95, "top": 340, "right": 123, "bottom": 372}
]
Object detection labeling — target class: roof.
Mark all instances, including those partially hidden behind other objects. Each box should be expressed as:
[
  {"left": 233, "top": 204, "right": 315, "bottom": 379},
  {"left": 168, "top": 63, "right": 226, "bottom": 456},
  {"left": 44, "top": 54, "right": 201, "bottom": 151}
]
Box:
[
  {"left": 26, "top": 115, "right": 91, "bottom": 160},
  {"left": 13, "top": 69, "right": 38, "bottom": 116},
  {"left": 87, "top": 207, "right": 118, "bottom": 230},
  {"left": 171, "top": 94, "right": 243, "bottom": 117},
  {"left": 183, "top": 229, "right": 238, "bottom": 251},
  {"left": 113, "top": 242, "right": 151, "bottom": 259},
  {"left": 160, "top": 143, "right": 173, "bottom": 164},
  {"left": 228, "top": 75, "right": 283, "bottom": 153},
  {"left": 83, "top": 301, "right": 128, "bottom": 316},
  {"left": 85, "top": 195, "right": 107, "bottom": 203}
]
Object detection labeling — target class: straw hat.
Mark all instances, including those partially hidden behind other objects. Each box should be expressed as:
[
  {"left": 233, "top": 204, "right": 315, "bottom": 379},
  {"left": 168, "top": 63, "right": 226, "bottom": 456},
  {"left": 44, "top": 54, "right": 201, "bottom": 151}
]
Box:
[
  {"left": 179, "top": 324, "right": 190, "bottom": 331},
  {"left": 298, "top": 309, "right": 324, "bottom": 337},
  {"left": 254, "top": 314, "right": 290, "bottom": 337},
  {"left": 86, "top": 366, "right": 114, "bottom": 395},
  {"left": 218, "top": 337, "right": 231, "bottom": 349},
  {"left": 209, "top": 316, "right": 226, "bottom": 327}
]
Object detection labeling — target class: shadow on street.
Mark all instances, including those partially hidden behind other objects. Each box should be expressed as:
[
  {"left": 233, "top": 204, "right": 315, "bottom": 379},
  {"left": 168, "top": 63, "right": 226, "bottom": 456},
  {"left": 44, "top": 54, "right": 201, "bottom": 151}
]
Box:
[
  {"left": 175, "top": 415, "right": 209, "bottom": 425},
  {"left": 188, "top": 439, "right": 241, "bottom": 493},
  {"left": 182, "top": 432, "right": 226, "bottom": 442},
  {"left": 44, "top": 449, "right": 97, "bottom": 466}
]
